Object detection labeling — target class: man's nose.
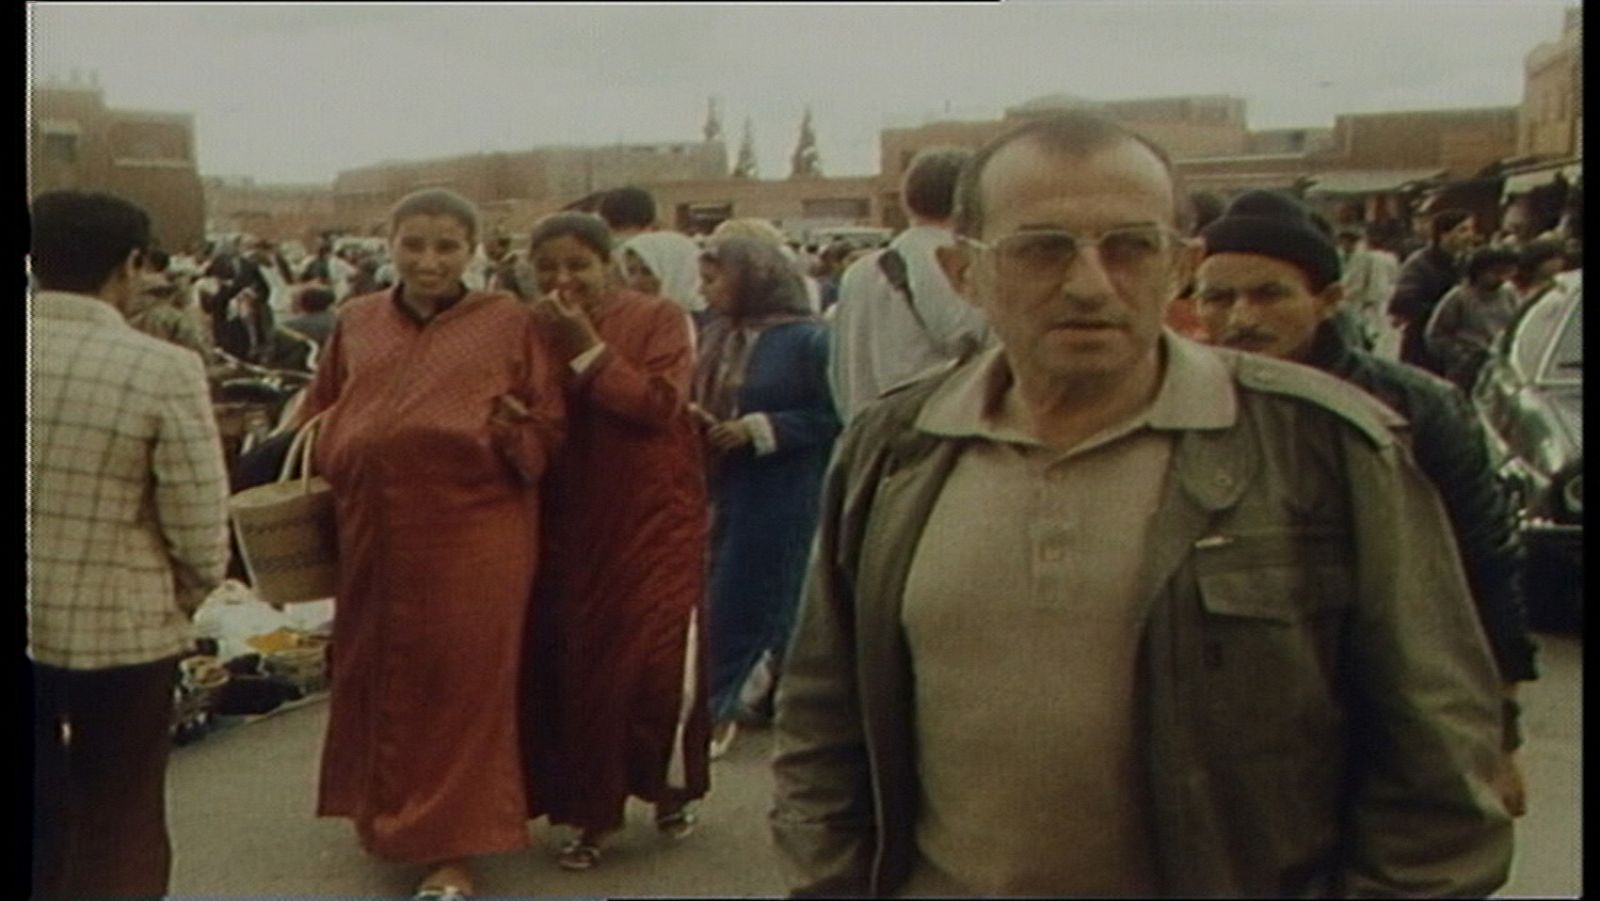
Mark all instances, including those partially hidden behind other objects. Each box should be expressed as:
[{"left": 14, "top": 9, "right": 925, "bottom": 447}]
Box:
[
  {"left": 1224, "top": 299, "right": 1261, "bottom": 331},
  {"left": 1058, "top": 245, "right": 1117, "bottom": 299}
]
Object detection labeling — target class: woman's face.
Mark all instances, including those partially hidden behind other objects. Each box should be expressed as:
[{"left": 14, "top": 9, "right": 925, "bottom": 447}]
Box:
[
  {"left": 700, "top": 258, "right": 737, "bottom": 314},
  {"left": 530, "top": 234, "right": 609, "bottom": 309},
  {"left": 391, "top": 214, "right": 472, "bottom": 301},
  {"left": 622, "top": 249, "right": 661, "bottom": 297}
]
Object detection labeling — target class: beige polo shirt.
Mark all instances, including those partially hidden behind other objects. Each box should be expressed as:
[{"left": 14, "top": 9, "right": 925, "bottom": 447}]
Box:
[{"left": 898, "top": 334, "right": 1235, "bottom": 897}]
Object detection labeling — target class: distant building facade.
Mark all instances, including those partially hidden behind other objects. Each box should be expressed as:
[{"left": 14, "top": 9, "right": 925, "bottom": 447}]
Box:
[
  {"left": 1322, "top": 107, "right": 1519, "bottom": 178},
  {"left": 1518, "top": 5, "right": 1582, "bottom": 159},
  {"left": 204, "top": 176, "right": 336, "bottom": 244},
  {"left": 30, "top": 77, "right": 206, "bottom": 251},
  {"left": 331, "top": 141, "right": 728, "bottom": 234},
  {"left": 643, "top": 175, "right": 882, "bottom": 237}
]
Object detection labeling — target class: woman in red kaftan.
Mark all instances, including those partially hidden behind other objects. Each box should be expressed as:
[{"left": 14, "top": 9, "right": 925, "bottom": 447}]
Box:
[
  {"left": 298, "top": 190, "right": 565, "bottom": 900},
  {"left": 518, "top": 213, "right": 712, "bottom": 872}
]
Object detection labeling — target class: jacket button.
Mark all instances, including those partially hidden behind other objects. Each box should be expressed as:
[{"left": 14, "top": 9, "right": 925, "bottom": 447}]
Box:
[{"left": 1214, "top": 473, "right": 1234, "bottom": 488}]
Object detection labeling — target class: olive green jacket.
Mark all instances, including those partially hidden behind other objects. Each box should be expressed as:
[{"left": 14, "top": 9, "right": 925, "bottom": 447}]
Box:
[{"left": 771, "top": 336, "right": 1512, "bottom": 898}]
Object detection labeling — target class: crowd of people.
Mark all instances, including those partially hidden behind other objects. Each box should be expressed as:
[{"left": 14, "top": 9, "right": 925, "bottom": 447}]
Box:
[{"left": 27, "top": 106, "right": 1582, "bottom": 899}]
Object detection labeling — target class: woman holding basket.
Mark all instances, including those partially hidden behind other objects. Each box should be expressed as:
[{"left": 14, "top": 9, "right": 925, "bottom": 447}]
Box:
[{"left": 294, "top": 189, "right": 565, "bottom": 900}]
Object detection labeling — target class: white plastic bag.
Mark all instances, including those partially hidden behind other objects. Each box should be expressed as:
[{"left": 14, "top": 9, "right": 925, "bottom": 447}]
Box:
[{"left": 192, "top": 579, "right": 294, "bottom": 661}]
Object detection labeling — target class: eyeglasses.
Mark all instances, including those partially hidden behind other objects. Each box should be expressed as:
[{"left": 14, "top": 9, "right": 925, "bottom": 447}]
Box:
[{"left": 963, "top": 225, "right": 1185, "bottom": 282}]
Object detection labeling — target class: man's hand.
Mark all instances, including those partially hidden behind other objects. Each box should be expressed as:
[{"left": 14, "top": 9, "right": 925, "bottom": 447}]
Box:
[
  {"left": 535, "top": 290, "right": 602, "bottom": 361},
  {"left": 707, "top": 418, "right": 755, "bottom": 452}
]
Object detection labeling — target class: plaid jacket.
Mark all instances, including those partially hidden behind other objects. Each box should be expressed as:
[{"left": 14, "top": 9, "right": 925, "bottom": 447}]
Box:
[{"left": 28, "top": 291, "right": 230, "bottom": 669}]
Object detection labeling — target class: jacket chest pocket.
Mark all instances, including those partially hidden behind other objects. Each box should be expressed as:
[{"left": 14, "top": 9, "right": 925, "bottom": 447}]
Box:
[{"left": 1192, "top": 531, "right": 1353, "bottom": 758}]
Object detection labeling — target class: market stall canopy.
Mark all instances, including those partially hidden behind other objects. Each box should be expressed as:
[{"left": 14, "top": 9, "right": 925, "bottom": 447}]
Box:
[
  {"left": 1502, "top": 161, "right": 1583, "bottom": 198},
  {"left": 1305, "top": 168, "right": 1447, "bottom": 197}
]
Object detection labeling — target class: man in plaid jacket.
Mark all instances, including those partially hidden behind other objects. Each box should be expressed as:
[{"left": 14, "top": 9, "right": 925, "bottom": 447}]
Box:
[{"left": 28, "top": 190, "right": 231, "bottom": 899}]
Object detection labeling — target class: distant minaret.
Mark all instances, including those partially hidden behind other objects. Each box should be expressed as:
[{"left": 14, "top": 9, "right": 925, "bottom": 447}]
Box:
[
  {"left": 790, "top": 106, "right": 821, "bottom": 178},
  {"left": 732, "top": 117, "right": 758, "bottom": 179},
  {"left": 703, "top": 97, "right": 723, "bottom": 143}
]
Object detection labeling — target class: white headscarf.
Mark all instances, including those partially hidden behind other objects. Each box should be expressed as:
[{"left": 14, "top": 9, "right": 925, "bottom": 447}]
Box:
[{"left": 622, "top": 231, "right": 706, "bottom": 312}]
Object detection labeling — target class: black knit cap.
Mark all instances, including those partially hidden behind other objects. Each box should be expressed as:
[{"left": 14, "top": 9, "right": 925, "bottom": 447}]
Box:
[{"left": 1200, "top": 190, "right": 1342, "bottom": 288}]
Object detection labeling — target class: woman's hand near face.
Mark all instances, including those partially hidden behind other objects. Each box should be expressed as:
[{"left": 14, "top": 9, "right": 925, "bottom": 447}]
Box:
[{"left": 536, "top": 289, "right": 602, "bottom": 361}]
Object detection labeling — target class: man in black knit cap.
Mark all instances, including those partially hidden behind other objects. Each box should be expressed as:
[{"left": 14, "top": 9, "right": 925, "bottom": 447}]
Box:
[{"left": 1192, "top": 189, "right": 1538, "bottom": 818}]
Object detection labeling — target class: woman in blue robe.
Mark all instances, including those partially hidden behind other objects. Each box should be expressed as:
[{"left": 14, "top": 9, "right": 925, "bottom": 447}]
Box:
[{"left": 692, "top": 236, "right": 841, "bottom": 757}]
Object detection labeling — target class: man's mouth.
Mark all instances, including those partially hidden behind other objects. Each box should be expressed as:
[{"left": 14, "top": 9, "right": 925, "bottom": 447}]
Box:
[
  {"left": 1224, "top": 333, "right": 1274, "bottom": 350},
  {"left": 1052, "top": 319, "right": 1122, "bottom": 331}
]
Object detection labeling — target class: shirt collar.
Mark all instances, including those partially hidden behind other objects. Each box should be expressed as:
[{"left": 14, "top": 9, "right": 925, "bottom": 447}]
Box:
[
  {"left": 31, "top": 291, "right": 130, "bottom": 329},
  {"left": 917, "top": 330, "right": 1237, "bottom": 444},
  {"left": 389, "top": 283, "right": 474, "bottom": 325}
]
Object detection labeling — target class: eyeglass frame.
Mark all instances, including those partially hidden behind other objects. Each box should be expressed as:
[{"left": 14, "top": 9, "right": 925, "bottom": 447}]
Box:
[{"left": 957, "top": 224, "right": 1191, "bottom": 283}]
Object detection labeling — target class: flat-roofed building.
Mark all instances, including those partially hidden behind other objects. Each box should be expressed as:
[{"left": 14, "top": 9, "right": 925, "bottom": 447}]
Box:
[{"left": 30, "top": 77, "right": 206, "bottom": 251}]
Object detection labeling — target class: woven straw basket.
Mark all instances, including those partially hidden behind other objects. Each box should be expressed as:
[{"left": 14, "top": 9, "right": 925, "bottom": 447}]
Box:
[{"left": 228, "top": 413, "right": 338, "bottom": 605}]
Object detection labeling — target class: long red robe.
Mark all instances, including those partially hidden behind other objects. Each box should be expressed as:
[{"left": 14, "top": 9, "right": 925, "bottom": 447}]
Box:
[
  {"left": 522, "top": 289, "right": 712, "bottom": 833},
  {"left": 302, "top": 289, "right": 565, "bottom": 863}
]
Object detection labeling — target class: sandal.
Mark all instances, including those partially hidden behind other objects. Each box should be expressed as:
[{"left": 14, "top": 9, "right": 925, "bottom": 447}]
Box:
[
  {"left": 656, "top": 804, "right": 699, "bottom": 839},
  {"left": 709, "top": 720, "right": 738, "bottom": 760},
  {"left": 557, "top": 839, "right": 602, "bottom": 871}
]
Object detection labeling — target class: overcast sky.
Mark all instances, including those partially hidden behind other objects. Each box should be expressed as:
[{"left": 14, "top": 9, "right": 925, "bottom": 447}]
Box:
[{"left": 27, "top": 1, "right": 1575, "bottom": 185}]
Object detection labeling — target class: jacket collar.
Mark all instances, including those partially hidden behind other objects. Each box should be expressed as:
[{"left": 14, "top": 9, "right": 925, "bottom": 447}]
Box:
[
  {"left": 915, "top": 331, "right": 1238, "bottom": 445},
  {"left": 30, "top": 291, "right": 130, "bottom": 329}
]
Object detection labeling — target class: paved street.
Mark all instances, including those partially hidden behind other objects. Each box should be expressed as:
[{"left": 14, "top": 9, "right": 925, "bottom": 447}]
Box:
[{"left": 167, "top": 632, "right": 1582, "bottom": 898}]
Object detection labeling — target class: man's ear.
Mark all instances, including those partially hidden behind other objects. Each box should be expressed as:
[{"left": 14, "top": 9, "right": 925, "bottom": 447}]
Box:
[
  {"left": 1170, "top": 238, "right": 1203, "bottom": 298},
  {"left": 103, "top": 248, "right": 143, "bottom": 292},
  {"left": 1316, "top": 281, "right": 1345, "bottom": 321},
  {"left": 935, "top": 242, "right": 978, "bottom": 305}
]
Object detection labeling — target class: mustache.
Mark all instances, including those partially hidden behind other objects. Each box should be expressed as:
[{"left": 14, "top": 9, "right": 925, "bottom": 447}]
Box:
[
  {"left": 1218, "top": 326, "right": 1276, "bottom": 347},
  {"left": 1050, "top": 295, "right": 1128, "bottom": 328}
]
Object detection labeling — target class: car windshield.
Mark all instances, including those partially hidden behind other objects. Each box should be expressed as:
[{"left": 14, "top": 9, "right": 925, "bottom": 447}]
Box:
[{"left": 1541, "top": 295, "right": 1582, "bottom": 381}]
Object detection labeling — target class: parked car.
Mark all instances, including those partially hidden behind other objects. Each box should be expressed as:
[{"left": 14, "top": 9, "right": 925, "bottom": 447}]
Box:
[{"left": 1471, "top": 272, "right": 1583, "bottom": 628}]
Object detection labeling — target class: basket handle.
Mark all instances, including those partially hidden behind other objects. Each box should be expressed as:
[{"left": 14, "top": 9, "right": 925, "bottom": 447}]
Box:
[{"left": 277, "top": 411, "right": 327, "bottom": 492}]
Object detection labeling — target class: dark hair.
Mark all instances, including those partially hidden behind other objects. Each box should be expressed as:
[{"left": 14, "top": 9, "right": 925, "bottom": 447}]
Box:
[
  {"left": 1516, "top": 239, "right": 1569, "bottom": 281},
  {"left": 1465, "top": 246, "right": 1519, "bottom": 282},
  {"left": 527, "top": 211, "right": 613, "bottom": 260},
  {"left": 389, "top": 188, "right": 479, "bottom": 244},
  {"left": 1429, "top": 209, "right": 1472, "bottom": 241},
  {"left": 951, "top": 112, "right": 1191, "bottom": 236},
  {"left": 1365, "top": 219, "right": 1404, "bottom": 253},
  {"left": 298, "top": 286, "right": 336, "bottom": 313},
  {"left": 901, "top": 146, "right": 973, "bottom": 221},
  {"left": 1188, "top": 191, "right": 1226, "bottom": 235},
  {"left": 597, "top": 186, "right": 656, "bottom": 231},
  {"left": 146, "top": 248, "right": 171, "bottom": 272},
  {"left": 29, "top": 190, "right": 152, "bottom": 293}
]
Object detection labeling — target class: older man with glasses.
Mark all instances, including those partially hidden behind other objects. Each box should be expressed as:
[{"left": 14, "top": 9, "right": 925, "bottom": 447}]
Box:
[{"left": 770, "top": 112, "right": 1512, "bottom": 898}]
